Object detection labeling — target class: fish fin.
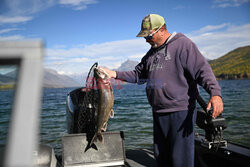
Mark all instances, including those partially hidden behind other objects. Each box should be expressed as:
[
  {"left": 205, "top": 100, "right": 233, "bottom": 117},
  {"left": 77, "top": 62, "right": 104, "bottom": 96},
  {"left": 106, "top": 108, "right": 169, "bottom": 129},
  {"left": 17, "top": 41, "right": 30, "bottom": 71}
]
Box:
[
  {"left": 90, "top": 133, "right": 97, "bottom": 146},
  {"left": 110, "top": 109, "right": 114, "bottom": 118},
  {"left": 90, "top": 132, "right": 104, "bottom": 146},
  {"left": 102, "top": 122, "right": 107, "bottom": 131},
  {"left": 98, "top": 133, "right": 104, "bottom": 144}
]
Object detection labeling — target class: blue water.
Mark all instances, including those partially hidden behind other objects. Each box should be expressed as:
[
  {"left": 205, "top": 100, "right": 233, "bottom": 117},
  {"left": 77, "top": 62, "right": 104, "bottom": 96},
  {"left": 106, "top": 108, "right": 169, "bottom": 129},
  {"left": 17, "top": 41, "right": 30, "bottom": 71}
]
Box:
[{"left": 0, "top": 80, "right": 249, "bottom": 156}]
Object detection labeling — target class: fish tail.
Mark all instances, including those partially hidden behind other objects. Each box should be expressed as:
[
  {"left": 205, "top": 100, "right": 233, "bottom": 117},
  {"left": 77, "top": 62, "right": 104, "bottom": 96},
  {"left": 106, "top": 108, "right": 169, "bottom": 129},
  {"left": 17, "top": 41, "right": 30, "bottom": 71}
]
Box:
[{"left": 90, "top": 132, "right": 104, "bottom": 146}]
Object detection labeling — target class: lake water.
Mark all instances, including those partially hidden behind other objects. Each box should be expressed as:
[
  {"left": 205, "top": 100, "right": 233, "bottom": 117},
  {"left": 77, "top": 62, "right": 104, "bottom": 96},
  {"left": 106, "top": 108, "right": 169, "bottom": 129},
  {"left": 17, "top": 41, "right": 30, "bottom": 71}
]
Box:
[{"left": 1, "top": 79, "right": 250, "bottom": 156}]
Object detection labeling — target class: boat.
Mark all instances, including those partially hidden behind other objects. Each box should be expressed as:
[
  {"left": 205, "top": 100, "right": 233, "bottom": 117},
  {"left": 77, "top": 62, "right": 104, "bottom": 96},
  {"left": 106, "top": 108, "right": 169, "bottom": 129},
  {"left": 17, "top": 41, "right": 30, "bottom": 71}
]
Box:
[
  {"left": 0, "top": 41, "right": 249, "bottom": 166},
  {"left": 65, "top": 85, "right": 250, "bottom": 167}
]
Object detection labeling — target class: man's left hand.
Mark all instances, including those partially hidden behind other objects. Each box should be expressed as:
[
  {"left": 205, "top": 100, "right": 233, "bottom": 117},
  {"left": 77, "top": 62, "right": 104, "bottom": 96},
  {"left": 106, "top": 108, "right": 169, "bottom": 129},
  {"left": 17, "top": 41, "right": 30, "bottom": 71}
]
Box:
[{"left": 207, "top": 96, "right": 223, "bottom": 118}]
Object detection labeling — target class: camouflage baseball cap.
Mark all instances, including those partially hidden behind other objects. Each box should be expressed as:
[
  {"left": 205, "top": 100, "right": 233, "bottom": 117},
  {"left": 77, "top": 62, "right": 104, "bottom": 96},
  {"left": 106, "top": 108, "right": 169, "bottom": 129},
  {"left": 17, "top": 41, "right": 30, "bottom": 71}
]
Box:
[{"left": 136, "top": 14, "right": 165, "bottom": 37}]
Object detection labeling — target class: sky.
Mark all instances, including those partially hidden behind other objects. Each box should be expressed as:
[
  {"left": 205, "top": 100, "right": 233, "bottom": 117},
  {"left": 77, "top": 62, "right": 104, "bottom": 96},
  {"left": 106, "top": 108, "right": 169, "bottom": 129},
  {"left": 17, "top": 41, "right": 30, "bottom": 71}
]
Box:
[{"left": 0, "top": 0, "right": 250, "bottom": 76}]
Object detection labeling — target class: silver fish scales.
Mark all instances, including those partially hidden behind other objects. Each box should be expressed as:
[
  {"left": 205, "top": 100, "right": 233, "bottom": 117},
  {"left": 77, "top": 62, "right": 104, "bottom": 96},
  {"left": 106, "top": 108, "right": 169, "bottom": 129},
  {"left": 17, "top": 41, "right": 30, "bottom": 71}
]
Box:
[{"left": 90, "top": 67, "right": 114, "bottom": 145}]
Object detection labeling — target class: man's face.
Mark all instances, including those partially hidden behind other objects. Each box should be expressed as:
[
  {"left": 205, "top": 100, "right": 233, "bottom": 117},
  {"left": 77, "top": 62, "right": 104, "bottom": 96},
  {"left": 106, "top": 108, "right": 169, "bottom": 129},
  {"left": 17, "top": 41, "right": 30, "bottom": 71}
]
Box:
[{"left": 145, "top": 28, "right": 162, "bottom": 48}]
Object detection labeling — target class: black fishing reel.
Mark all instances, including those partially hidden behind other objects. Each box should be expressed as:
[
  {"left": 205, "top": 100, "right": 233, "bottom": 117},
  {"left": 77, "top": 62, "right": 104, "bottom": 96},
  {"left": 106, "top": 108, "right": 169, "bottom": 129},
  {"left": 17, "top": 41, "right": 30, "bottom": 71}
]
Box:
[
  {"left": 196, "top": 110, "right": 227, "bottom": 139},
  {"left": 196, "top": 95, "right": 227, "bottom": 149}
]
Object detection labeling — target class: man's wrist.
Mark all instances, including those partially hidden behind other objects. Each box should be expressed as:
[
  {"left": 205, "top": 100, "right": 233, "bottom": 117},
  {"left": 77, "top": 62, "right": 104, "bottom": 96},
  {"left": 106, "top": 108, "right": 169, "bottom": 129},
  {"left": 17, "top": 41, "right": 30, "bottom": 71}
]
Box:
[
  {"left": 210, "top": 89, "right": 222, "bottom": 98},
  {"left": 113, "top": 71, "right": 117, "bottom": 79}
]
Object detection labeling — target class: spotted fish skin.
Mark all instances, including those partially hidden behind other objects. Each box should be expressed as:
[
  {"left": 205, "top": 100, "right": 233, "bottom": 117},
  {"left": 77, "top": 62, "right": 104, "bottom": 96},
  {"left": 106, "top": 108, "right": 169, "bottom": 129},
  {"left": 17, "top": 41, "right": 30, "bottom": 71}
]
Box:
[{"left": 90, "top": 68, "right": 114, "bottom": 145}]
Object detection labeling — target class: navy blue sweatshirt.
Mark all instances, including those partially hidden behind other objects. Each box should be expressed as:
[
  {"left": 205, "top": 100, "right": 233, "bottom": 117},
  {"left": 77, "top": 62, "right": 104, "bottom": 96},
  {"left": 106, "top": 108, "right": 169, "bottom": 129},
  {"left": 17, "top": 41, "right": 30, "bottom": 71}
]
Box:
[{"left": 116, "top": 33, "right": 221, "bottom": 112}]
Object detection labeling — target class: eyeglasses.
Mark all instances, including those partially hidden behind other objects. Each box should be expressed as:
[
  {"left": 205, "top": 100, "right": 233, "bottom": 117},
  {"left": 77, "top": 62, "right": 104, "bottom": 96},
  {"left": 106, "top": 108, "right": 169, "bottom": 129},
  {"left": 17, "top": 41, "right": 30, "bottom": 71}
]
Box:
[{"left": 144, "top": 25, "right": 163, "bottom": 40}]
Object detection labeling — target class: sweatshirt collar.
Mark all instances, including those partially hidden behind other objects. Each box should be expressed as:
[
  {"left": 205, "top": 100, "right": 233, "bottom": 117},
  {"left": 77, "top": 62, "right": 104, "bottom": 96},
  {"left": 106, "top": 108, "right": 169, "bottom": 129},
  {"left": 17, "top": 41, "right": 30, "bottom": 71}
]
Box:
[
  {"left": 166, "top": 32, "right": 177, "bottom": 44},
  {"left": 151, "top": 32, "right": 177, "bottom": 52}
]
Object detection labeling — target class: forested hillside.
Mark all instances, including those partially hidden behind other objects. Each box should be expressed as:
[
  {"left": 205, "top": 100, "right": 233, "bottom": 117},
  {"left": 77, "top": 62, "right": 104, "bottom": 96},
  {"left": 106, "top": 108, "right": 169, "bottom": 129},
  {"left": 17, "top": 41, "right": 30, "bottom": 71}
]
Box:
[{"left": 209, "top": 46, "right": 250, "bottom": 80}]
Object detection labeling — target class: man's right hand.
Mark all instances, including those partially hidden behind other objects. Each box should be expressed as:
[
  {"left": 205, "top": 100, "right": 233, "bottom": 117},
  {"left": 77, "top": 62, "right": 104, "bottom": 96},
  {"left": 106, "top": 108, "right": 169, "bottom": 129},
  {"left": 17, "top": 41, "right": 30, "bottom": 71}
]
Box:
[
  {"left": 207, "top": 96, "right": 223, "bottom": 118},
  {"left": 98, "top": 67, "right": 117, "bottom": 78}
]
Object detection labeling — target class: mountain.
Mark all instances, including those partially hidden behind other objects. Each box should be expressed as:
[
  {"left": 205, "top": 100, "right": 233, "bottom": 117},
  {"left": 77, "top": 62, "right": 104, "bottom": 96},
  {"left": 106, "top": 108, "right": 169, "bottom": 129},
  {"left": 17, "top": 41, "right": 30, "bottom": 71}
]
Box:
[
  {"left": 0, "top": 73, "right": 15, "bottom": 84},
  {"left": 1, "top": 46, "right": 249, "bottom": 89},
  {"left": 209, "top": 46, "right": 250, "bottom": 80},
  {"left": 43, "top": 68, "right": 81, "bottom": 88},
  {"left": 116, "top": 60, "right": 139, "bottom": 71},
  {"left": 5, "top": 70, "right": 17, "bottom": 79},
  {"left": 68, "top": 72, "right": 88, "bottom": 86},
  {"left": 0, "top": 68, "right": 81, "bottom": 88}
]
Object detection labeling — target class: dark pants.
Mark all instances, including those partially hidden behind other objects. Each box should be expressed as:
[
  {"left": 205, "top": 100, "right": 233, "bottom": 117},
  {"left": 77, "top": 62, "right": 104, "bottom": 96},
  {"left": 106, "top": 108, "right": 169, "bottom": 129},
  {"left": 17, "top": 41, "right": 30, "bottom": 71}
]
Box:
[{"left": 153, "top": 109, "right": 197, "bottom": 167}]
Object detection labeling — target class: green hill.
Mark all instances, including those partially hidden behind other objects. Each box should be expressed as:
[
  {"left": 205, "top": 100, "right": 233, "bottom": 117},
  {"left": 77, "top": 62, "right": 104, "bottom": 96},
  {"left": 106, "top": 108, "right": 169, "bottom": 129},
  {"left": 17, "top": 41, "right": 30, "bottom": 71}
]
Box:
[{"left": 209, "top": 46, "right": 250, "bottom": 80}]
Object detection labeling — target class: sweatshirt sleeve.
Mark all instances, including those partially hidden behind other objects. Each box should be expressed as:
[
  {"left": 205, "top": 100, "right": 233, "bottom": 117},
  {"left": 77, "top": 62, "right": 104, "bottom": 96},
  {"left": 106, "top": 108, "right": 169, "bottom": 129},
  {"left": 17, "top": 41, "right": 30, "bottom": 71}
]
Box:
[
  {"left": 180, "top": 39, "right": 221, "bottom": 97},
  {"left": 116, "top": 58, "right": 147, "bottom": 84}
]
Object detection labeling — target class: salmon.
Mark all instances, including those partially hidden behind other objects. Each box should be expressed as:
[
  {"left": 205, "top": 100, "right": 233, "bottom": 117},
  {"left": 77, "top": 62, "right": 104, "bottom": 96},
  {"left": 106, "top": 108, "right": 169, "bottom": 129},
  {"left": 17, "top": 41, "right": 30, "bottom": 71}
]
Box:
[{"left": 90, "top": 67, "right": 114, "bottom": 145}]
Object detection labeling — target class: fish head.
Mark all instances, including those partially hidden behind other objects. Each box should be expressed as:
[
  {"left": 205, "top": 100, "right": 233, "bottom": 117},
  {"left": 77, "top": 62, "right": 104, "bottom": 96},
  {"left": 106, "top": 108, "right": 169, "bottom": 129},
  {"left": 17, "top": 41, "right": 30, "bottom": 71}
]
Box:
[{"left": 94, "top": 67, "right": 110, "bottom": 81}]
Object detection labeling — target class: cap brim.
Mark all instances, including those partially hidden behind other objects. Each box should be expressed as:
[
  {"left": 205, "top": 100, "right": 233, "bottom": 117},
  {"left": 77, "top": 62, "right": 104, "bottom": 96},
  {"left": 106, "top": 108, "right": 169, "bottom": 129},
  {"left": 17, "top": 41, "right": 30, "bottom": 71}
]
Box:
[{"left": 136, "top": 30, "right": 151, "bottom": 37}]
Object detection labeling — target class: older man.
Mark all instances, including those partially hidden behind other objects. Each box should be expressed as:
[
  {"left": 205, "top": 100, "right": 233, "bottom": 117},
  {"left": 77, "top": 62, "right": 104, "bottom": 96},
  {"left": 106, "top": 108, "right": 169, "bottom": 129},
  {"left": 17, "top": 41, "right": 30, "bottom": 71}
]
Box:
[{"left": 102, "top": 14, "right": 223, "bottom": 167}]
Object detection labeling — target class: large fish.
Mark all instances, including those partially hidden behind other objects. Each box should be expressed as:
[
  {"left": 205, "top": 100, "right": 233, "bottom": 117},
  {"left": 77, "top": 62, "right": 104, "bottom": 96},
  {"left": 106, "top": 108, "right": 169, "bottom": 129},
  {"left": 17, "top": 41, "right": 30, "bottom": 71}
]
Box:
[{"left": 90, "top": 67, "right": 114, "bottom": 145}]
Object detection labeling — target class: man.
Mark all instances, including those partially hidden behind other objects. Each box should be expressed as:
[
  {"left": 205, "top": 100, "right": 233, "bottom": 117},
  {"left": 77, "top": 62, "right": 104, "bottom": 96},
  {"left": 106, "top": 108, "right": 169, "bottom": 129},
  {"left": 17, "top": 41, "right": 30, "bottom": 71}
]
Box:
[{"left": 101, "top": 14, "right": 223, "bottom": 167}]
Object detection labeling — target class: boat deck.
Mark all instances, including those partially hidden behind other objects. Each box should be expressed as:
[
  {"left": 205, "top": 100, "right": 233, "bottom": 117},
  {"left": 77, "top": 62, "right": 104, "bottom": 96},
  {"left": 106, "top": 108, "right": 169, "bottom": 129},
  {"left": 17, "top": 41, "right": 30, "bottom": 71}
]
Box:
[{"left": 126, "top": 149, "right": 156, "bottom": 167}]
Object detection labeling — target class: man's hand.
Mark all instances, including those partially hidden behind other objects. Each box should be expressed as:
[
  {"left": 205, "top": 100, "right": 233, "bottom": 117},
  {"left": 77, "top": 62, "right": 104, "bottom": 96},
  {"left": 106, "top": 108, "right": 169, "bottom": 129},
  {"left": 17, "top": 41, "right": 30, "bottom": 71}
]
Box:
[
  {"left": 207, "top": 96, "right": 223, "bottom": 118},
  {"left": 98, "top": 67, "right": 117, "bottom": 78}
]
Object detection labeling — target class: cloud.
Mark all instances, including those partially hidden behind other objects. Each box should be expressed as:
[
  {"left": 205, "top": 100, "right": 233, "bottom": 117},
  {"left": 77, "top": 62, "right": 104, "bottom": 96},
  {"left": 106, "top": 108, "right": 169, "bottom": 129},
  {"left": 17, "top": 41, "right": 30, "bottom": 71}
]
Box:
[
  {"left": 46, "top": 38, "right": 148, "bottom": 59},
  {"left": 0, "top": 16, "right": 33, "bottom": 25},
  {"left": 45, "top": 23, "right": 250, "bottom": 74},
  {"left": 59, "top": 0, "right": 98, "bottom": 10},
  {"left": 0, "top": 28, "right": 21, "bottom": 34},
  {"left": 45, "top": 38, "right": 149, "bottom": 73},
  {"left": 0, "top": 35, "right": 24, "bottom": 41},
  {"left": 128, "top": 53, "right": 145, "bottom": 59},
  {"left": 58, "top": 70, "right": 73, "bottom": 75},
  {"left": 3, "top": 0, "right": 54, "bottom": 16},
  {"left": 0, "top": 0, "right": 54, "bottom": 26},
  {"left": 212, "top": 0, "right": 250, "bottom": 8},
  {"left": 0, "top": 0, "right": 98, "bottom": 26},
  {"left": 187, "top": 23, "right": 250, "bottom": 59},
  {"left": 193, "top": 23, "right": 230, "bottom": 34}
]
